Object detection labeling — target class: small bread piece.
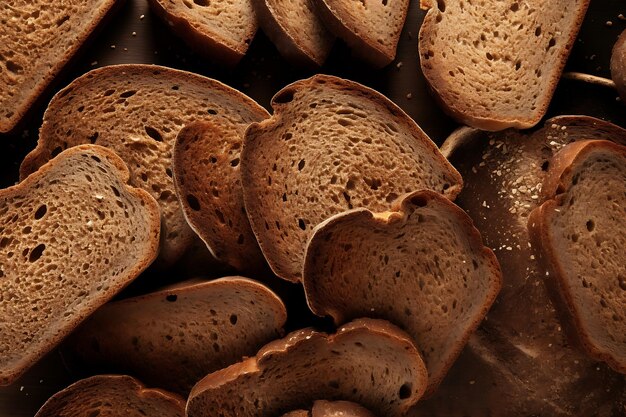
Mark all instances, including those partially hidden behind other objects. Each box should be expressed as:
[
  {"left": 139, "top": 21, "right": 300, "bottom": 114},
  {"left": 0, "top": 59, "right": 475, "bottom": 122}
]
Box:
[
  {"left": 528, "top": 140, "right": 626, "bottom": 374},
  {"left": 0, "top": 0, "right": 120, "bottom": 133},
  {"left": 284, "top": 401, "right": 376, "bottom": 417},
  {"left": 186, "top": 319, "right": 428, "bottom": 417},
  {"left": 314, "top": 0, "right": 409, "bottom": 67},
  {"left": 252, "top": 0, "right": 334, "bottom": 67},
  {"left": 242, "top": 75, "right": 462, "bottom": 282},
  {"left": 0, "top": 144, "right": 160, "bottom": 386},
  {"left": 147, "top": 0, "right": 257, "bottom": 66},
  {"left": 20, "top": 64, "right": 268, "bottom": 265},
  {"left": 419, "top": 1, "right": 590, "bottom": 131},
  {"left": 304, "top": 190, "right": 501, "bottom": 394},
  {"left": 35, "top": 375, "right": 184, "bottom": 417},
  {"left": 63, "top": 277, "right": 287, "bottom": 394},
  {"left": 173, "top": 121, "right": 266, "bottom": 272},
  {"left": 611, "top": 30, "right": 626, "bottom": 101}
]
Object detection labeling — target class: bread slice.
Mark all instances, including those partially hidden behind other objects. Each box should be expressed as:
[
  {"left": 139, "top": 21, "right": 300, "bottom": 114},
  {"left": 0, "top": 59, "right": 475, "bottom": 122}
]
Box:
[
  {"left": 35, "top": 375, "right": 184, "bottom": 417},
  {"left": 422, "top": 116, "right": 626, "bottom": 415},
  {"left": 528, "top": 140, "right": 626, "bottom": 374},
  {"left": 147, "top": 0, "right": 257, "bottom": 66},
  {"left": 314, "top": 0, "right": 409, "bottom": 67},
  {"left": 242, "top": 74, "right": 462, "bottom": 282},
  {"left": 418, "top": 0, "right": 590, "bottom": 131},
  {"left": 20, "top": 64, "right": 269, "bottom": 266},
  {"left": 186, "top": 319, "right": 428, "bottom": 417},
  {"left": 251, "top": 0, "right": 334, "bottom": 67},
  {"left": 173, "top": 121, "right": 266, "bottom": 273},
  {"left": 303, "top": 190, "right": 501, "bottom": 394},
  {"left": 0, "top": 144, "right": 160, "bottom": 386},
  {"left": 0, "top": 0, "right": 120, "bottom": 133},
  {"left": 284, "top": 401, "right": 376, "bottom": 417},
  {"left": 611, "top": 29, "right": 626, "bottom": 101},
  {"left": 63, "top": 277, "right": 287, "bottom": 394}
]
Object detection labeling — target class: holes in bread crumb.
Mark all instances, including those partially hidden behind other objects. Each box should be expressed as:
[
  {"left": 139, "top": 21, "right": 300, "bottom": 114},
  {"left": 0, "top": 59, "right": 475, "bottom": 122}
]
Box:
[
  {"left": 586, "top": 220, "right": 595, "bottom": 232},
  {"left": 6, "top": 61, "right": 22, "bottom": 73},
  {"left": 183, "top": 0, "right": 193, "bottom": 8},
  {"left": 436, "top": 0, "right": 446, "bottom": 12},
  {"left": 546, "top": 38, "right": 556, "bottom": 51},
  {"left": 215, "top": 209, "right": 226, "bottom": 224},
  {"left": 103, "top": 89, "right": 115, "bottom": 97},
  {"left": 298, "top": 219, "right": 306, "bottom": 230},
  {"left": 618, "top": 275, "right": 626, "bottom": 291},
  {"left": 208, "top": 109, "right": 218, "bottom": 115},
  {"left": 298, "top": 159, "right": 305, "bottom": 171},
  {"left": 193, "top": 0, "right": 209, "bottom": 6},
  {"left": 399, "top": 383, "right": 412, "bottom": 399},
  {"left": 541, "top": 160, "right": 549, "bottom": 171},
  {"left": 144, "top": 126, "right": 163, "bottom": 142},
  {"left": 535, "top": 26, "right": 542, "bottom": 36},
  {"left": 571, "top": 233, "right": 579, "bottom": 243},
  {"left": 510, "top": 2, "right": 519, "bottom": 11},
  {"left": 230, "top": 158, "right": 240, "bottom": 167},
  {"left": 230, "top": 314, "right": 238, "bottom": 324},
  {"left": 274, "top": 89, "right": 295, "bottom": 104},
  {"left": 515, "top": 60, "right": 522, "bottom": 70},
  {"left": 187, "top": 194, "right": 201, "bottom": 211},
  {"left": 166, "top": 294, "right": 177, "bottom": 302},
  {"left": 34, "top": 204, "right": 47, "bottom": 220},
  {"left": 120, "top": 90, "right": 137, "bottom": 98},
  {"left": 111, "top": 186, "right": 120, "bottom": 197},
  {"left": 28, "top": 244, "right": 45, "bottom": 262},
  {"left": 91, "top": 155, "right": 101, "bottom": 163}
]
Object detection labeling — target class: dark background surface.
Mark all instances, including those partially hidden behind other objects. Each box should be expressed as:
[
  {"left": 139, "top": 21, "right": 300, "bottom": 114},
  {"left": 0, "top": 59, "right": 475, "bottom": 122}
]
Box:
[{"left": 1, "top": 1, "right": 625, "bottom": 415}]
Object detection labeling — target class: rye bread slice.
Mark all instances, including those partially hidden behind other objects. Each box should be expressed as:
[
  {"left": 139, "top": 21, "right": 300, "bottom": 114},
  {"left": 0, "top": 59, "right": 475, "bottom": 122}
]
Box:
[
  {"left": 147, "top": 0, "right": 257, "bottom": 66},
  {"left": 611, "top": 29, "right": 626, "bottom": 101},
  {"left": 0, "top": 144, "right": 160, "bottom": 386},
  {"left": 314, "top": 0, "right": 409, "bottom": 67},
  {"left": 303, "top": 190, "right": 501, "bottom": 394},
  {"left": 251, "top": 0, "right": 334, "bottom": 67},
  {"left": 63, "top": 277, "right": 287, "bottom": 394},
  {"left": 418, "top": 0, "right": 590, "bottom": 131},
  {"left": 173, "top": 121, "right": 266, "bottom": 273},
  {"left": 35, "top": 375, "right": 184, "bottom": 417},
  {"left": 0, "top": 0, "right": 120, "bottom": 133},
  {"left": 186, "top": 319, "right": 428, "bottom": 417},
  {"left": 20, "top": 64, "right": 268, "bottom": 266},
  {"left": 284, "top": 401, "right": 376, "bottom": 417},
  {"left": 242, "top": 74, "right": 462, "bottom": 282},
  {"left": 528, "top": 140, "right": 626, "bottom": 374},
  {"left": 416, "top": 116, "right": 626, "bottom": 416}
]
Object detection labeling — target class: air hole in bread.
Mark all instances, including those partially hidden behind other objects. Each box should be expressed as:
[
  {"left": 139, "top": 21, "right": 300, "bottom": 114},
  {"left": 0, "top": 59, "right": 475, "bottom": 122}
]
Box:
[
  {"left": 298, "top": 219, "right": 306, "bottom": 230},
  {"left": 535, "top": 26, "right": 542, "bottom": 36},
  {"left": 510, "top": 2, "right": 519, "bottom": 11},
  {"left": 237, "top": 234, "right": 244, "bottom": 244},
  {"left": 120, "top": 90, "right": 137, "bottom": 98},
  {"left": 547, "top": 38, "right": 556, "bottom": 50},
  {"left": 187, "top": 194, "right": 200, "bottom": 211},
  {"left": 28, "top": 243, "right": 46, "bottom": 262},
  {"left": 88, "top": 132, "right": 99, "bottom": 144},
  {"left": 274, "top": 89, "right": 295, "bottom": 104},
  {"left": 230, "top": 158, "right": 240, "bottom": 167},
  {"left": 166, "top": 294, "right": 177, "bottom": 302},
  {"left": 144, "top": 126, "right": 163, "bottom": 142},
  {"left": 103, "top": 89, "right": 115, "bottom": 97},
  {"left": 215, "top": 209, "right": 226, "bottom": 224},
  {"left": 618, "top": 275, "right": 626, "bottom": 291},
  {"left": 207, "top": 109, "right": 218, "bottom": 115},
  {"left": 298, "top": 159, "right": 305, "bottom": 170},
  {"left": 172, "top": 85, "right": 179, "bottom": 90},
  {"left": 193, "top": 0, "right": 209, "bottom": 6},
  {"left": 6, "top": 60, "right": 22, "bottom": 74},
  {"left": 230, "top": 314, "right": 238, "bottom": 325},
  {"left": 541, "top": 160, "right": 550, "bottom": 171},
  {"left": 436, "top": 0, "right": 446, "bottom": 12},
  {"left": 399, "top": 382, "right": 412, "bottom": 399},
  {"left": 586, "top": 220, "right": 595, "bottom": 232},
  {"left": 90, "top": 155, "right": 101, "bottom": 163},
  {"left": 111, "top": 186, "right": 120, "bottom": 197},
  {"left": 183, "top": 0, "right": 193, "bottom": 8},
  {"left": 34, "top": 204, "right": 47, "bottom": 220}
]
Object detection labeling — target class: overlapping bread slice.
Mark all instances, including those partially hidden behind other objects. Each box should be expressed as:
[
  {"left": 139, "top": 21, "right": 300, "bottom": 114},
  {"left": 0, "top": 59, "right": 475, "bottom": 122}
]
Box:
[
  {"left": 284, "top": 401, "right": 376, "bottom": 417},
  {"left": 147, "top": 0, "right": 257, "bottom": 65},
  {"left": 314, "top": 0, "right": 409, "bottom": 67},
  {"left": 303, "top": 190, "right": 501, "bottom": 394},
  {"left": 63, "top": 277, "right": 287, "bottom": 394},
  {"left": 20, "top": 64, "right": 269, "bottom": 266},
  {"left": 173, "top": 121, "right": 266, "bottom": 273},
  {"left": 35, "top": 375, "right": 184, "bottom": 417},
  {"left": 0, "top": 0, "right": 120, "bottom": 133},
  {"left": 418, "top": 0, "right": 590, "bottom": 131},
  {"left": 0, "top": 144, "right": 160, "bottom": 386},
  {"left": 528, "top": 140, "right": 626, "bottom": 374},
  {"left": 242, "top": 74, "right": 462, "bottom": 282},
  {"left": 186, "top": 319, "right": 427, "bottom": 417},
  {"left": 251, "top": 0, "right": 334, "bottom": 67},
  {"left": 611, "top": 29, "right": 626, "bottom": 101},
  {"left": 415, "top": 116, "right": 626, "bottom": 416}
]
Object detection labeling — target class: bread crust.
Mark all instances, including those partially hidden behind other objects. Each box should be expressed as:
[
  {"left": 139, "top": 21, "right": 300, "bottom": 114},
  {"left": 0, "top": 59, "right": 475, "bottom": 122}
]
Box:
[{"left": 611, "top": 29, "right": 626, "bottom": 101}]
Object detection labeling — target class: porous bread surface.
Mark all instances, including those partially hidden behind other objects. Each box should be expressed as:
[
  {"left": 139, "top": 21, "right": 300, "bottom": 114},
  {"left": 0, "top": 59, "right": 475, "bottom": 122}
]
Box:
[
  {"left": 0, "top": 144, "right": 160, "bottom": 386},
  {"left": 35, "top": 375, "right": 184, "bottom": 417},
  {"left": 284, "top": 400, "right": 376, "bottom": 417},
  {"left": 0, "top": 0, "right": 118, "bottom": 133},
  {"left": 187, "top": 319, "right": 428, "bottom": 417},
  {"left": 530, "top": 141, "right": 626, "bottom": 373},
  {"left": 303, "top": 191, "right": 501, "bottom": 394},
  {"left": 316, "top": 0, "right": 408, "bottom": 65},
  {"left": 242, "top": 74, "right": 462, "bottom": 281},
  {"left": 419, "top": 0, "right": 589, "bottom": 130},
  {"left": 611, "top": 29, "right": 626, "bottom": 101},
  {"left": 21, "top": 64, "right": 268, "bottom": 265},
  {"left": 64, "top": 277, "right": 287, "bottom": 394},
  {"left": 173, "top": 121, "right": 267, "bottom": 273}
]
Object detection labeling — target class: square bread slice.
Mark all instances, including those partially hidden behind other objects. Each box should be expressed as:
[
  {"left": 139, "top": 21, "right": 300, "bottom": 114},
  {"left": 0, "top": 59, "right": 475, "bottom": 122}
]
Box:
[
  {"left": 0, "top": 0, "right": 120, "bottom": 133},
  {"left": 0, "top": 144, "right": 160, "bottom": 386}
]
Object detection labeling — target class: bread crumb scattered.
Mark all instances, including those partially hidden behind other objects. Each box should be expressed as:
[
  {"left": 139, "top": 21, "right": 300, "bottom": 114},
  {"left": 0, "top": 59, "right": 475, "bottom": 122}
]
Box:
[
  {"left": 406, "top": 93, "right": 412, "bottom": 99},
  {"left": 606, "top": 20, "right": 614, "bottom": 27},
  {"left": 132, "top": 31, "right": 137, "bottom": 36},
  {"left": 91, "top": 61, "right": 98, "bottom": 66},
  {"left": 110, "top": 44, "right": 116, "bottom": 49},
  {"left": 619, "top": 14, "right": 626, "bottom": 21},
  {"left": 140, "top": 14, "right": 145, "bottom": 20},
  {"left": 396, "top": 61, "right": 403, "bottom": 69}
]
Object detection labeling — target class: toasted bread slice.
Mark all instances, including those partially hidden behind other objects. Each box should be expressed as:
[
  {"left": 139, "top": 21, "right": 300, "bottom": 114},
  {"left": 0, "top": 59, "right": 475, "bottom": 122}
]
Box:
[
  {"left": 303, "top": 190, "right": 501, "bottom": 394},
  {"left": 0, "top": 144, "right": 160, "bottom": 386},
  {"left": 314, "top": 0, "right": 409, "bottom": 67},
  {"left": 35, "top": 375, "right": 184, "bottom": 417},
  {"left": 419, "top": 1, "right": 590, "bottom": 130},
  {"left": 63, "top": 277, "right": 287, "bottom": 394},
  {"left": 186, "top": 319, "right": 428, "bottom": 417},
  {"left": 173, "top": 121, "right": 266, "bottom": 272},
  {"left": 20, "top": 64, "right": 268, "bottom": 266},
  {"left": 0, "top": 0, "right": 120, "bottom": 133},
  {"left": 251, "top": 0, "right": 334, "bottom": 67},
  {"left": 242, "top": 74, "right": 462, "bottom": 282},
  {"left": 284, "top": 401, "right": 376, "bottom": 417},
  {"left": 528, "top": 140, "right": 626, "bottom": 374},
  {"left": 147, "top": 0, "right": 257, "bottom": 66}
]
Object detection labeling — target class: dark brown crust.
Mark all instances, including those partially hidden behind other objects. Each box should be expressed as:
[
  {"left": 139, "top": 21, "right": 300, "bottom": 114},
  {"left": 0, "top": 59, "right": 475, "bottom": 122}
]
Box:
[
  {"left": 418, "top": 1, "right": 591, "bottom": 131},
  {"left": 610, "top": 29, "right": 626, "bottom": 101},
  {"left": 528, "top": 140, "right": 626, "bottom": 374},
  {"left": 242, "top": 74, "right": 463, "bottom": 282},
  {"left": 303, "top": 190, "right": 502, "bottom": 394},
  {"left": 1, "top": 144, "right": 160, "bottom": 386},
  {"left": 34, "top": 375, "right": 185, "bottom": 417},
  {"left": 314, "top": 0, "right": 408, "bottom": 68},
  {"left": 0, "top": 0, "right": 124, "bottom": 133},
  {"left": 146, "top": 0, "right": 255, "bottom": 67},
  {"left": 173, "top": 120, "right": 268, "bottom": 273}
]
